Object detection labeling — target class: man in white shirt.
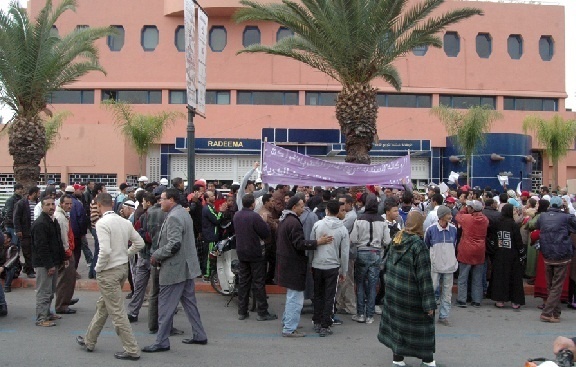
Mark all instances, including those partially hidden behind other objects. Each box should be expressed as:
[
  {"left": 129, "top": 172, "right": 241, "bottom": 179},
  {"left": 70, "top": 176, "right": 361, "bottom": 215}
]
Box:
[
  {"left": 423, "top": 194, "right": 444, "bottom": 230},
  {"left": 76, "top": 193, "right": 144, "bottom": 361}
]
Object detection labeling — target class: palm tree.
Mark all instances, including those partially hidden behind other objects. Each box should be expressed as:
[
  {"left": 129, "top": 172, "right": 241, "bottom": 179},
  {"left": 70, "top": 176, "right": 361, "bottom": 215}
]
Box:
[
  {"left": 523, "top": 114, "right": 576, "bottom": 190},
  {"left": 42, "top": 110, "right": 71, "bottom": 183},
  {"left": 234, "top": 0, "right": 482, "bottom": 163},
  {"left": 0, "top": 0, "right": 114, "bottom": 188},
  {"left": 103, "top": 100, "right": 184, "bottom": 176},
  {"left": 431, "top": 105, "right": 502, "bottom": 185}
]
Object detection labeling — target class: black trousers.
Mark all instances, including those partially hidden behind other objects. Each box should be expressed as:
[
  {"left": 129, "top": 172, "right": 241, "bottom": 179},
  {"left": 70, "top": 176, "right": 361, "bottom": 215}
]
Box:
[
  {"left": 237, "top": 260, "right": 268, "bottom": 316},
  {"left": 20, "top": 236, "right": 33, "bottom": 274},
  {"left": 265, "top": 242, "right": 276, "bottom": 283},
  {"left": 312, "top": 267, "right": 339, "bottom": 328}
]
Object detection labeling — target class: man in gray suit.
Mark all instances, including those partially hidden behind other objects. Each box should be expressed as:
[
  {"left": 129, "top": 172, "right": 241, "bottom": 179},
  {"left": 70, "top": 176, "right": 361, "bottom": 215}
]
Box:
[{"left": 142, "top": 189, "right": 208, "bottom": 353}]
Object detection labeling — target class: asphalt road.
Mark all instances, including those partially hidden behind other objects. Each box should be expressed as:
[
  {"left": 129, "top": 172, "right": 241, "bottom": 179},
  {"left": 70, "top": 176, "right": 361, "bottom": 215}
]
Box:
[{"left": 0, "top": 287, "right": 573, "bottom": 367}]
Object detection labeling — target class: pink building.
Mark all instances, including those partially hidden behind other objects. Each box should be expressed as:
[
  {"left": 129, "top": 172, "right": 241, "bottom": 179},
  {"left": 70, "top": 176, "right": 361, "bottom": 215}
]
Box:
[{"left": 0, "top": 0, "right": 574, "bottom": 189}]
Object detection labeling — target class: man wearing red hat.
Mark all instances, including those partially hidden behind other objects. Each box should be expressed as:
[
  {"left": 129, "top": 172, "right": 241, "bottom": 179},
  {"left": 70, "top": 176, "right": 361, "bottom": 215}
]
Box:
[{"left": 520, "top": 191, "right": 530, "bottom": 206}]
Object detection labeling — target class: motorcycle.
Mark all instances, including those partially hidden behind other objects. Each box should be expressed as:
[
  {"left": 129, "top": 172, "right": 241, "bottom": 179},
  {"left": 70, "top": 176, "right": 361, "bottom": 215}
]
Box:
[
  {"left": 526, "top": 349, "right": 574, "bottom": 367},
  {"left": 210, "top": 235, "right": 238, "bottom": 297}
]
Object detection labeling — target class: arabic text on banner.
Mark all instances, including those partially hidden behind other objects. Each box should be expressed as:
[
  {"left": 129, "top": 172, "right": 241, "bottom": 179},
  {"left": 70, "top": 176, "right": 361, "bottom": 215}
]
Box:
[
  {"left": 261, "top": 142, "right": 411, "bottom": 188},
  {"left": 196, "top": 8, "right": 208, "bottom": 115},
  {"left": 184, "top": 0, "right": 196, "bottom": 108}
]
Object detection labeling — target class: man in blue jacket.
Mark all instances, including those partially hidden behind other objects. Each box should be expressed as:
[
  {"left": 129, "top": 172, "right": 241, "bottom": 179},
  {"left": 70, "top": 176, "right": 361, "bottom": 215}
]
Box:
[
  {"left": 535, "top": 196, "right": 576, "bottom": 323},
  {"left": 233, "top": 194, "right": 276, "bottom": 321}
]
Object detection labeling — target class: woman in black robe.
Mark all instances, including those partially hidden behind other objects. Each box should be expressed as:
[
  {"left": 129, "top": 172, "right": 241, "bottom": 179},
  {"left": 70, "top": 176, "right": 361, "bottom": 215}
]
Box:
[{"left": 491, "top": 203, "right": 526, "bottom": 310}]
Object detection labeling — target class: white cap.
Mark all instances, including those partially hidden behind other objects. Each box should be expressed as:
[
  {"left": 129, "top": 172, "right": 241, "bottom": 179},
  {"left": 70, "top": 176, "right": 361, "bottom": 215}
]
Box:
[
  {"left": 65, "top": 185, "right": 75, "bottom": 193},
  {"left": 232, "top": 182, "right": 240, "bottom": 186},
  {"left": 160, "top": 178, "right": 168, "bottom": 185},
  {"left": 123, "top": 200, "right": 136, "bottom": 209},
  {"left": 138, "top": 176, "right": 149, "bottom": 182},
  {"left": 255, "top": 178, "right": 262, "bottom": 183}
]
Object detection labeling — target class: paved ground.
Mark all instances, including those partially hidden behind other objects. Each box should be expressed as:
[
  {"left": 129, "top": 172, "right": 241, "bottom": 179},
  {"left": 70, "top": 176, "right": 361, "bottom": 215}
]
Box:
[{"left": 0, "top": 287, "right": 573, "bottom": 367}]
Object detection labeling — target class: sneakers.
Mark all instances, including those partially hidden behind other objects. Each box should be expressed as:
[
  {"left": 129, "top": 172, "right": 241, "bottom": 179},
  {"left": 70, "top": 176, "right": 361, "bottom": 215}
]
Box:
[
  {"left": 282, "top": 330, "right": 306, "bottom": 337},
  {"left": 471, "top": 302, "right": 481, "bottom": 308},
  {"left": 256, "top": 313, "right": 278, "bottom": 321},
  {"left": 365, "top": 317, "right": 375, "bottom": 324},
  {"left": 313, "top": 323, "right": 321, "bottom": 333},
  {"left": 331, "top": 315, "right": 343, "bottom": 325},
  {"left": 437, "top": 318, "right": 451, "bottom": 327},
  {"left": 238, "top": 313, "right": 249, "bottom": 320},
  {"left": 374, "top": 305, "right": 382, "bottom": 315},
  {"left": 127, "top": 314, "right": 138, "bottom": 323},
  {"left": 456, "top": 301, "right": 467, "bottom": 308},
  {"left": 319, "top": 327, "right": 333, "bottom": 337},
  {"left": 352, "top": 314, "right": 366, "bottom": 323},
  {"left": 540, "top": 314, "right": 561, "bottom": 323}
]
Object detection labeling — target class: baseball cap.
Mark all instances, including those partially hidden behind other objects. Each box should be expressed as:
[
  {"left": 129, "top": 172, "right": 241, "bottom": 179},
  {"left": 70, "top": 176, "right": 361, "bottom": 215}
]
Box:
[
  {"left": 466, "top": 200, "right": 483, "bottom": 212},
  {"left": 445, "top": 196, "right": 457, "bottom": 204},
  {"left": 65, "top": 185, "right": 75, "bottom": 193},
  {"left": 73, "top": 183, "right": 85, "bottom": 191},
  {"left": 550, "top": 196, "right": 563, "bottom": 208},
  {"left": 138, "top": 176, "right": 149, "bottom": 182},
  {"left": 119, "top": 183, "right": 129, "bottom": 190},
  {"left": 160, "top": 178, "right": 169, "bottom": 185},
  {"left": 521, "top": 191, "right": 530, "bottom": 197}
]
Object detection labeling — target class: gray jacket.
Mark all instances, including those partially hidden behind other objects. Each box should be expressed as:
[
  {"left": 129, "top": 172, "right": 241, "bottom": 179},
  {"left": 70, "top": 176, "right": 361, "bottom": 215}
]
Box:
[{"left": 152, "top": 204, "right": 201, "bottom": 286}]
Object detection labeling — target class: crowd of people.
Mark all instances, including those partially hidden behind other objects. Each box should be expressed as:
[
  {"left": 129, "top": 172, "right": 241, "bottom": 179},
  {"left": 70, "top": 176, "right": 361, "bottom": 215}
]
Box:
[{"left": 2, "top": 166, "right": 576, "bottom": 364}]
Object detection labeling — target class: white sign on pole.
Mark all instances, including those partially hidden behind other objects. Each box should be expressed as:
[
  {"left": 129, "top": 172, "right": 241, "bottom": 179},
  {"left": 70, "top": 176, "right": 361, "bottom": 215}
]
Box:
[
  {"left": 184, "top": 0, "right": 196, "bottom": 108},
  {"left": 197, "top": 8, "right": 208, "bottom": 115}
]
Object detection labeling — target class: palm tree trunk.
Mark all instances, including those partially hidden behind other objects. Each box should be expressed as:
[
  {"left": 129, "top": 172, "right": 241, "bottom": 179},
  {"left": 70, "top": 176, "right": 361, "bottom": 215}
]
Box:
[
  {"left": 43, "top": 157, "right": 48, "bottom": 184},
  {"left": 336, "top": 84, "right": 378, "bottom": 164},
  {"left": 8, "top": 117, "right": 46, "bottom": 190},
  {"left": 467, "top": 159, "right": 471, "bottom": 186},
  {"left": 552, "top": 158, "right": 559, "bottom": 190},
  {"left": 139, "top": 155, "right": 144, "bottom": 177}
]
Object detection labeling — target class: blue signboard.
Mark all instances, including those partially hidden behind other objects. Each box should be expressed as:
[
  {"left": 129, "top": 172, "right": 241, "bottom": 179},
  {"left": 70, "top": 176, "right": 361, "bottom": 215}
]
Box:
[{"left": 175, "top": 137, "right": 261, "bottom": 154}]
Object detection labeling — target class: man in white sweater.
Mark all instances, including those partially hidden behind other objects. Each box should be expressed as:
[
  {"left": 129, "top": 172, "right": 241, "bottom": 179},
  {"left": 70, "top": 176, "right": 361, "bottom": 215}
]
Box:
[{"left": 76, "top": 193, "right": 144, "bottom": 361}]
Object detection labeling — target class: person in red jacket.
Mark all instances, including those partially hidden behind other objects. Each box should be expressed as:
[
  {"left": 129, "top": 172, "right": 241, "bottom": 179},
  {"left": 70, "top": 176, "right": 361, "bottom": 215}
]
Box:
[{"left": 455, "top": 200, "right": 489, "bottom": 308}]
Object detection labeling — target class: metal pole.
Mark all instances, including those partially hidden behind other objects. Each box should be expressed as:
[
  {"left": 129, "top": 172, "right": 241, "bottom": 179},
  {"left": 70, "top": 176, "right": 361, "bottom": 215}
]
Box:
[{"left": 187, "top": 105, "right": 196, "bottom": 190}]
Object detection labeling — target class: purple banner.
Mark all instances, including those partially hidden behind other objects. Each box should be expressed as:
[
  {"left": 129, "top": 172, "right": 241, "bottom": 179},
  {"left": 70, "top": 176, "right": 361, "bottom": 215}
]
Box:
[{"left": 261, "top": 142, "right": 411, "bottom": 187}]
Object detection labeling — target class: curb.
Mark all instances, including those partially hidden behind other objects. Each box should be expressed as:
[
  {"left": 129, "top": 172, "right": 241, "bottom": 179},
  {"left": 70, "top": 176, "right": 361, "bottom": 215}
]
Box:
[{"left": 7, "top": 278, "right": 534, "bottom": 295}]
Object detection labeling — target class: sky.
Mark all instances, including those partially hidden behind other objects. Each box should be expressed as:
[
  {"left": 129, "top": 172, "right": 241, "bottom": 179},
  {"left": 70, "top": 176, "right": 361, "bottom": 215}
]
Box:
[{"left": 0, "top": 0, "right": 574, "bottom": 123}]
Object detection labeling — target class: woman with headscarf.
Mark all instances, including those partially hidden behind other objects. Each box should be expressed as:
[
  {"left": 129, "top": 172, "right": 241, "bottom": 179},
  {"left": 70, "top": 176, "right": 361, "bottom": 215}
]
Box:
[
  {"left": 378, "top": 211, "right": 437, "bottom": 367},
  {"left": 491, "top": 204, "right": 526, "bottom": 310}
]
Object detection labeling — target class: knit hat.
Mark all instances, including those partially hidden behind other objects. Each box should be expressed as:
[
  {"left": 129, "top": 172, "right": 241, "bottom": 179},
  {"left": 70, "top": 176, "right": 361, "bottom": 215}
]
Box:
[
  {"left": 123, "top": 200, "right": 136, "bottom": 209},
  {"left": 550, "top": 196, "right": 563, "bottom": 208},
  {"left": 437, "top": 205, "right": 451, "bottom": 220}
]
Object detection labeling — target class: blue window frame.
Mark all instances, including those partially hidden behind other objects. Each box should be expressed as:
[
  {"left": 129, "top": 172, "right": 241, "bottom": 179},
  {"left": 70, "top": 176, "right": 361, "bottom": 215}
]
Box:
[
  {"left": 237, "top": 91, "right": 298, "bottom": 105},
  {"left": 209, "top": 26, "right": 227, "bottom": 52},
  {"left": 107, "top": 25, "right": 124, "bottom": 52},
  {"left": 376, "top": 94, "right": 432, "bottom": 108},
  {"left": 141, "top": 26, "right": 159, "bottom": 52},
  {"left": 242, "top": 26, "right": 261, "bottom": 47}
]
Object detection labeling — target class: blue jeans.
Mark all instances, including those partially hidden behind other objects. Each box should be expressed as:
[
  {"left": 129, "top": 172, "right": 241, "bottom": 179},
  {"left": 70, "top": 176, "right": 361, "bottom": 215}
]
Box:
[
  {"left": 432, "top": 272, "right": 453, "bottom": 320},
  {"left": 3, "top": 267, "right": 16, "bottom": 289},
  {"left": 282, "top": 288, "right": 304, "bottom": 334},
  {"left": 5, "top": 227, "right": 19, "bottom": 247},
  {"left": 0, "top": 281, "right": 5, "bottom": 306},
  {"left": 457, "top": 262, "right": 483, "bottom": 304},
  {"left": 355, "top": 250, "right": 381, "bottom": 318}
]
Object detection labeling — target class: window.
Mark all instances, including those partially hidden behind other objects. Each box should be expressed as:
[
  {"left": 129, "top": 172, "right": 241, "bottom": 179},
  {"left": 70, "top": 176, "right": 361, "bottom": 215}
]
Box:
[
  {"left": 102, "top": 90, "right": 162, "bottom": 104},
  {"left": 47, "top": 90, "right": 94, "bottom": 104},
  {"left": 507, "top": 35, "right": 523, "bottom": 59},
  {"left": 169, "top": 90, "right": 187, "bottom": 104},
  {"left": 175, "top": 26, "right": 185, "bottom": 52},
  {"left": 476, "top": 33, "right": 492, "bottom": 59},
  {"left": 237, "top": 91, "right": 298, "bottom": 105},
  {"left": 107, "top": 25, "right": 125, "bottom": 51},
  {"left": 539, "top": 36, "right": 554, "bottom": 61},
  {"left": 209, "top": 26, "right": 227, "bottom": 52},
  {"left": 443, "top": 32, "right": 460, "bottom": 57},
  {"left": 412, "top": 45, "right": 428, "bottom": 57},
  {"left": 206, "top": 91, "right": 231, "bottom": 105},
  {"left": 141, "top": 26, "right": 159, "bottom": 51},
  {"left": 376, "top": 94, "right": 432, "bottom": 108},
  {"left": 305, "top": 92, "right": 338, "bottom": 106},
  {"left": 50, "top": 26, "right": 59, "bottom": 38},
  {"left": 242, "top": 26, "right": 261, "bottom": 47},
  {"left": 276, "top": 27, "right": 294, "bottom": 42},
  {"left": 75, "top": 25, "right": 89, "bottom": 31},
  {"left": 504, "top": 97, "right": 558, "bottom": 111},
  {"left": 439, "top": 95, "right": 495, "bottom": 109}
]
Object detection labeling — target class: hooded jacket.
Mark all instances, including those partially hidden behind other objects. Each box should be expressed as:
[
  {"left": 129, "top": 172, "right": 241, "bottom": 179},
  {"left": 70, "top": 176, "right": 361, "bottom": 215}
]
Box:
[
  {"left": 310, "top": 216, "right": 350, "bottom": 274},
  {"left": 350, "top": 194, "right": 390, "bottom": 251},
  {"left": 535, "top": 207, "right": 576, "bottom": 262},
  {"left": 455, "top": 207, "right": 489, "bottom": 265}
]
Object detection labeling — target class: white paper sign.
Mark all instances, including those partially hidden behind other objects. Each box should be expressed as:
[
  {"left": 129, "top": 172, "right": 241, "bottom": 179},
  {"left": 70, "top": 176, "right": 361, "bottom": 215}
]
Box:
[
  {"left": 448, "top": 171, "right": 459, "bottom": 184},
  {"left": 196, "top": 8, "right": 208, "bottom": 115},
  {"left": 184, "top": 0, "right": 196, "bottom": 108},
  {"left": 498, "top": 175, "right": 509, "bottom": 186},
  {"left": 439, "top": 182, "right": 449, "bottom": 194}
]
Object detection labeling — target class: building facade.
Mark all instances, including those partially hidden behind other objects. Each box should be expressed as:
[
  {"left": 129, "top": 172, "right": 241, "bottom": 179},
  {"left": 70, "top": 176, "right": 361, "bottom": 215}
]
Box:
[{"left": 0, "top": 0, "right": 574, "bottom": 190}]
